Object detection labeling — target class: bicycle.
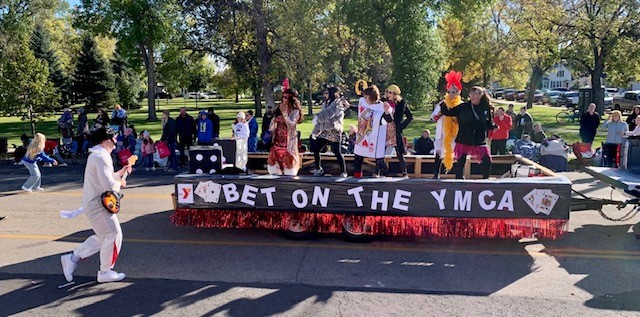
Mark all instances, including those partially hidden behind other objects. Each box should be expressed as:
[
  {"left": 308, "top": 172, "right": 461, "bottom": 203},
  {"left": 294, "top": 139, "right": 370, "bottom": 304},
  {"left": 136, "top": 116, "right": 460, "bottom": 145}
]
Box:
[{"left": 556, "top": 108, "right": 581, "bottom": 124}]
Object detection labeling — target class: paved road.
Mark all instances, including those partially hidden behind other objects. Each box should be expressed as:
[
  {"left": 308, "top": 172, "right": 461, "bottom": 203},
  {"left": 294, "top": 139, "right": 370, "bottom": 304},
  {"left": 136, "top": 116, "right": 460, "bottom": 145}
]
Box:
[{"left": 1, "top": 164, "right": 639, "bottom": 316}]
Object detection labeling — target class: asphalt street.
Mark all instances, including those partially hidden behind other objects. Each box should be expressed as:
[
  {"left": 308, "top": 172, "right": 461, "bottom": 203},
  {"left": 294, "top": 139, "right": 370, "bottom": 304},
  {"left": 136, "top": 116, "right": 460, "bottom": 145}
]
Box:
[{"left": 1, "top": 163, "right": 639, "bottom": 316}]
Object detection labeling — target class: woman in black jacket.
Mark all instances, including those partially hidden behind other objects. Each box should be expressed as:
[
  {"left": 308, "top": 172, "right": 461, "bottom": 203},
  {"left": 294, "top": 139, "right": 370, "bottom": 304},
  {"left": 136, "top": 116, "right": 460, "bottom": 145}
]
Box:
[
  {"left": 384, "top": 84, "right": 413, "bottom": 177},
  {"left": 440, "top": 86, "right": 494, "bottom": 179}
]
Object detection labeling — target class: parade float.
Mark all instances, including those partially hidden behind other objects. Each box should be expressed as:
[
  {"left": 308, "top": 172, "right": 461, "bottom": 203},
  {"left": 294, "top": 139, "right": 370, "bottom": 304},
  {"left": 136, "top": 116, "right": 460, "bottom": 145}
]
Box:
[{"left": 169, "top": 79, "right": 640, "bottom": 241}]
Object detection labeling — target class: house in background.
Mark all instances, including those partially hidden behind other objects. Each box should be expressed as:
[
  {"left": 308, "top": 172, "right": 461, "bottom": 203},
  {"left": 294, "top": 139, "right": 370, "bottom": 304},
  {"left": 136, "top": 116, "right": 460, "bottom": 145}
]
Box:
[{"left": 541, "top": 64, "right": 572, "bottom": 90}]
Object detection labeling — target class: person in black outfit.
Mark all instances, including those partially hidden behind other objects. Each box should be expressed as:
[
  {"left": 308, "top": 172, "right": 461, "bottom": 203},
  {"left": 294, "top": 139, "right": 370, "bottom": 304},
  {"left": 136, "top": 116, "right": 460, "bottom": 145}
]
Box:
[
  {"left": 175, "top": 107, "right": 196, "bottom": 167},
  {"left": 160, "top": 110, "right": 178, "bottom": 171},
  {"left": 626, "top": 105, "right": 640, "bottom": 131},
  {"left": 579, "top": 103, "right": 600, "bottom": 143},
  {"left": 385, "top": 84, "right": 413, "bottom": 177},
  {"left": 207, "top": 108, "right": 220, "bottom": 139},
  {"left": 414, "top": 130, "right": 435, "bottom": 155},
  {"left": 441, "top": 86, "right": 494, "bottom": 179}
]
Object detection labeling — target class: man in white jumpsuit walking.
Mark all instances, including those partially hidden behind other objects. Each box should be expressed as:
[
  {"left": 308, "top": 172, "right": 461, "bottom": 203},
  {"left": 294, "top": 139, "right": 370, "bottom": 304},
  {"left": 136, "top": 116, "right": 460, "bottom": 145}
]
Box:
[{"left": 61, "top": 128, "right": 132, "bottom": 283}]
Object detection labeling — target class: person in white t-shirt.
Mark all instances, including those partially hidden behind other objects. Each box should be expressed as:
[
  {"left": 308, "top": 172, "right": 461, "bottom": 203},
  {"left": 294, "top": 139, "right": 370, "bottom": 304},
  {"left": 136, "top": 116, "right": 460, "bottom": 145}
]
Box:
[{"left": 233, "top": 112, "right": 250, "bottom": 139}]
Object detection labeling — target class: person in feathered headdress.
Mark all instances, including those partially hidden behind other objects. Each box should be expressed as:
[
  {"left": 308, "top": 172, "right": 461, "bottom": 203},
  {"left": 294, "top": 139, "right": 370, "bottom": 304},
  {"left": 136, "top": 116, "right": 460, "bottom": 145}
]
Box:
[
  {"left": 440, "top": 73, "right": 495, "bottom": 179},
  {"left": 430, "top": 70, "right": 463, "bottom": 178}
]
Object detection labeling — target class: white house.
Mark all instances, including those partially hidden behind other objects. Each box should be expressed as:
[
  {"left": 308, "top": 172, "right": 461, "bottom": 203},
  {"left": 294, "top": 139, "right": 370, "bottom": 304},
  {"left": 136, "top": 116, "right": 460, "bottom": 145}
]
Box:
[{"left": 541, "top": 64, "right": 572, "bottom": 90}]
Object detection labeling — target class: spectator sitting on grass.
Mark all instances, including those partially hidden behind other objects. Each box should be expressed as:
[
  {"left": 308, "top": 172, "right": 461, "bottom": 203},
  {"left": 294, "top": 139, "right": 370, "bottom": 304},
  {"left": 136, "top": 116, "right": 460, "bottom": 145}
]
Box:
[
  {"left": 531, "top": 123, "right": 547, "bottom": 143},
  {"left": 414, "top": 130, "right": 435, "bottom": 155}
]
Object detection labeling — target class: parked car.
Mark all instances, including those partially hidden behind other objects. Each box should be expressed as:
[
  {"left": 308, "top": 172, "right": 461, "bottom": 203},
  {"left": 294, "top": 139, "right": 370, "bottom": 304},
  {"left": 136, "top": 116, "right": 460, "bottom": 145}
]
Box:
[
  {"left": 558, "top": 91, "right": 579, "bottom": 108},
  {"left": 612, "top": 90, "right": 640, "bottom": 112},
  {"left": 606, "top": 87, "right": 625, "bottom": 99},
  {"left": 604, "top": 92, "right": 613, "bottom": 108},
  {"left": 156, "top": 91, "right": 173, "bottom": 99},
  {"left": 504, "top": 89, "right": 517, "bottom": 101},
  {"left": 186, "top": 92, "right": 209, "bottom": 100},
  {"left": 554, "top": 87, "right": 570, "bottom": 92},
  {"left": 207, "top": 91, "right": 225, "bottom": 99},
  {"left": 515, "top": 90, "right": 527, "bottom": 101},
  {"left": 542, "top": 91, "right": 562, "bottom": 106},
  {"left": 533, "top": 90, "right": 544, "bottom": 104},
  {"left": 493, "top": 88, "right": 505, "bottom": 99}
]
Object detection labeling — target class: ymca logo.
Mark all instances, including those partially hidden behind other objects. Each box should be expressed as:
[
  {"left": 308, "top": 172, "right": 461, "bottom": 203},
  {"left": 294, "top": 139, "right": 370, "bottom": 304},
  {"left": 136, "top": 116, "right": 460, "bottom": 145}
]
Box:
[{"left": 177, "top": 184, "right": 194, "bottom": 204}]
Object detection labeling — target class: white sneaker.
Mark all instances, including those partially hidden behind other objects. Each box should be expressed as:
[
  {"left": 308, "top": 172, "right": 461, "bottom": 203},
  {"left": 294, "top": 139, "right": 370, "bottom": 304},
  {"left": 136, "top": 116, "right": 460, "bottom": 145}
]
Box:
[
  {"left": 35, "top": 187, "right": 44, "bottom": 191},
  {"left": 340, "top": 172, "right": 348, "bottom": 178},
  {"left": 43, "top": 163, "right": 52, "bottom": 167},
  {"left": 21, "top": 186, "right": 32, "bottom": 192},
  {"left": 97, "top": 270, "right": 126, "bottom": 283},
  {"left": 61, "top": 254, "right": 77, "bottom": 282},
  {"left": 59, "top": 163, "right": 68, "bottom": 167}
]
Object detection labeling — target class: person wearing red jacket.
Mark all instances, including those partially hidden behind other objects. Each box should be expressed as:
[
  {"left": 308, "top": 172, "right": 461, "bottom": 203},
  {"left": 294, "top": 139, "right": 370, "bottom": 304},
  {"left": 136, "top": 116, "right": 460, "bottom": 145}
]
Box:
[{"left": 489, "top": 107, "right": 512, "bottom": 155}]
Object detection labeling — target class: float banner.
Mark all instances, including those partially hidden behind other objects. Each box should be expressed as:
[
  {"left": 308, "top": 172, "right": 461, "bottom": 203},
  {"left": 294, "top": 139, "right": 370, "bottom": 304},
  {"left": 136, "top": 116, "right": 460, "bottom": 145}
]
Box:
[{"left": 174, "top": 175, "right": 571, "bottom": 220}]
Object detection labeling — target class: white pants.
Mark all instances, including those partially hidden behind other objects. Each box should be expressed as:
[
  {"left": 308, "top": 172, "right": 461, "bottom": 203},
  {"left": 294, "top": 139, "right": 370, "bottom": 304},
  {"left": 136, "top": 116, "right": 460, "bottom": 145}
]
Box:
[{"left": 73, "top": 211, "right": 122, "bottom": 272}]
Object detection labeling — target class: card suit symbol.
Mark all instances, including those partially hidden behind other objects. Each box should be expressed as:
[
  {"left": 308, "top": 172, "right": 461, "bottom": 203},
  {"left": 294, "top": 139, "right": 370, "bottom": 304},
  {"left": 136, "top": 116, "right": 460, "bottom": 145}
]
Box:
[
  {"left": 359, "top": 107, "right": 365, "bottom": 112},
  {"left": 362, "top": 140, "right": 369, "bottom": 147}
]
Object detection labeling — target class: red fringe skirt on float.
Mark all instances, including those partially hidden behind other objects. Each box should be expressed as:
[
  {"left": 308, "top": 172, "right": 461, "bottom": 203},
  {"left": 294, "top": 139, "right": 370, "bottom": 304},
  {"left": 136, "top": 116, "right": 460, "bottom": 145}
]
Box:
[{"left": 171, "top": 208, "right": 568, "bottom": 239}]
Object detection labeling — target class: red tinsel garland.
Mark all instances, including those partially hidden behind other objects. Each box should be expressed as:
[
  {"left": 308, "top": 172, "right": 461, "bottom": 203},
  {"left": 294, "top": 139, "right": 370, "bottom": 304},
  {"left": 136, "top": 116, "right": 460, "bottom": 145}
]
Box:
[{"left": 171, "top": 208, "right": 568, "bottom": 239}]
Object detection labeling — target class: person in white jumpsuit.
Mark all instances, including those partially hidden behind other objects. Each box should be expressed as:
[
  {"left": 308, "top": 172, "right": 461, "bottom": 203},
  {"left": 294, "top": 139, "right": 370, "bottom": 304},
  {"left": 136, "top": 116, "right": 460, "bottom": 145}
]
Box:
[{"left": 61, "top": 128, "right": 132, "bottom": 283}]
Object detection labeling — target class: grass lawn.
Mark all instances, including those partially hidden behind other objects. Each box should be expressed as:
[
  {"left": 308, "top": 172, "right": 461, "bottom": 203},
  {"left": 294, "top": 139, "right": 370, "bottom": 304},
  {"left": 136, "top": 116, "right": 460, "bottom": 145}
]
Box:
[{"left": 0, "top": 98, "right": 612, "bottom": 150}]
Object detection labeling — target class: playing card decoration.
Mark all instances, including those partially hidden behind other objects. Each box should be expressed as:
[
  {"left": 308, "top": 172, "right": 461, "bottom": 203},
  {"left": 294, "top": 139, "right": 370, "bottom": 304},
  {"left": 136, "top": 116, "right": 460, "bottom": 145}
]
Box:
[{"left": 523, "top": 189, "right": 559, "bottom": 215}]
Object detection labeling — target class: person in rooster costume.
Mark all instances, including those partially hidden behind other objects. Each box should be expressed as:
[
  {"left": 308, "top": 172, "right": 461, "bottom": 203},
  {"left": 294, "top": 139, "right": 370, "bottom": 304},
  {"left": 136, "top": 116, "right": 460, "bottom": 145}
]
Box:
[
  {"left": 440, "top": 72, "right": 495, "bottom": 179},
  {"left": 431, "top": 71, "right": 462, "bottom": 179}
]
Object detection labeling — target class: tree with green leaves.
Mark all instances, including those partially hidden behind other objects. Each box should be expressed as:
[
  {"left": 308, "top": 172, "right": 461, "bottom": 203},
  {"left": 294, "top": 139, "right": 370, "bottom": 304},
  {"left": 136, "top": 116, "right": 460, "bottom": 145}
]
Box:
[
  {"left": 75, "top": 0, "right": 180, "bottom": 120},
  {"left": 30, "top": 24, "right": 69, "bottom": 106},
  {"left": 73, "top": 34, "right": 116, "bottom": 111},
  {"left": 342, "top": 0, "right": 444, "bottom": 108},
  {"left": 555, "top": 0, "right": 640, "bottom": 111},
  {"left": 0, "top": 42, "right": 58, "bottom": 136},
  {"left": 112, "top": 50, "right": 143, "bottom": 110},
  {"left": 508, "top": 0, "right": 564, "bottom": 108}
]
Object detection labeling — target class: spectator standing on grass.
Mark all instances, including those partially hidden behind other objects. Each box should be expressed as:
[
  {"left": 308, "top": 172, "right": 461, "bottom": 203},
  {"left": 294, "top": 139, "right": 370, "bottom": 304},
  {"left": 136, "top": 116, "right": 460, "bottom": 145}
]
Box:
[
  {"left": 77, "top": 108, "right": 89, "bottom": 153},
  {"left": 58, "top": 108, "right": 74, "bottom": 139},
  {"left": 142, "top": 131, "right": 155, "bottom": 171},
  {"left": 489, "top": 107, "right": 512, "bottom": 155},
  {"left": 601, "top": 110, "right": 628, "bottom": 168},
  {"left": 515, "top": 107, "right": 533, "bottom": 139},
  {"left": 110, "top": 104, "right": 128, "bottom": 134},
  {"left": 627, "top": 106, "right": 640, "bottom": 131},
  {"left": 530, "top": 123, "right": 547, "bottom": 143},
  {"left": 414, "top": 130, "right": 435, "bottom": 155},
  {"left": 246, "top": 110, "right": 259, "bottom": 152},
  {"left": 207, "top": 108, "right": 220, "bottom": 139},
  {"left": 21, "top": 133, "right": 57, "bottom": 192},
  {"left": 505, "top": 104, "right": 518, "bottom": 139},
  {"left": 175, "top": 107, "right": 196, "bottom": 167},
  {"left": 579, "top": 103, "right": 600, "bottom": 143},
  {"left": 160, "top": 110, "right": 178, "bottom": 172},
  {"left": 197, "top": 111, "right": 213, "bottom": 145}
]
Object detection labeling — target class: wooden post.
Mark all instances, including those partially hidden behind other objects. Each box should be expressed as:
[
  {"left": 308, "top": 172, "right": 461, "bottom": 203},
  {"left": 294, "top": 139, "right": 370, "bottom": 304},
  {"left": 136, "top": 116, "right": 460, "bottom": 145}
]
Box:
[{"left": 464, "top": 155, "right": 472, "bottom": 179}]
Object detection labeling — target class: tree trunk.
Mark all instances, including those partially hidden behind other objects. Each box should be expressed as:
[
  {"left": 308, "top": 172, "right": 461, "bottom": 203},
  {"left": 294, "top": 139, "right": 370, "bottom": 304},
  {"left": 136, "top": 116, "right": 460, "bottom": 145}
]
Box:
[
  {"left": 307, "top": 80, "right": 313, "bottom": 115},
  {"left": 140, "top": 42, "right": 158, "bottom": 121},
  {"left": 253, "top": 90, "right": 261, "bottom": 117},
  {"left": 591, "top": 51, "right": 605, "bottom": 115},
  {"left": 235, "top": 90, "right": 239, "bottom": 103},
  {"left": 253, "top": 0, "right": 271, "bottom": 117},
  {"left": 29, "top": 104, "right": 35, "bottom": 137},
  {"left": 526, "top": 65, "right": 543, "bottom": 109}
]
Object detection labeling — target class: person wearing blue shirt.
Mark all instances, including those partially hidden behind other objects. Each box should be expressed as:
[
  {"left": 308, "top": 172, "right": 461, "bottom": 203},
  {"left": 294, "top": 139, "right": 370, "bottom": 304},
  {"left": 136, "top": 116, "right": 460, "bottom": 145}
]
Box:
[
  {"left": 21, "top": 133, "right": 58, "bottom": 192},
  {"left": 197, "top": 111, "right": 213, "bottom": 145},
  {"left": 247, "top": 110, "right": 259, "bottom": 152}
]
